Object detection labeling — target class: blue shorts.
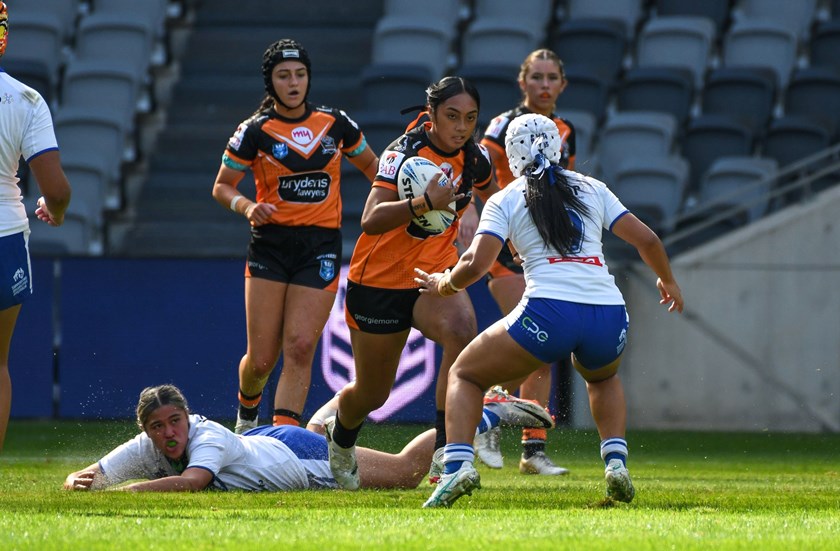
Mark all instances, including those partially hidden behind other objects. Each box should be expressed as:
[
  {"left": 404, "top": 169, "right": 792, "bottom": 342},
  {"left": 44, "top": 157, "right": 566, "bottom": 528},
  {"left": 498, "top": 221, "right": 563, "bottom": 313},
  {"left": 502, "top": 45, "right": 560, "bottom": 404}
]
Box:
[
  {"left": 243, "top": 425, "right": 328, "bottom": 460},
  {"left": 505, "top": 297, "right": 629, "bottom": 369},
  {"left": 243, "top": 425, "right": 337, "bottom": 489},
  {"left": 0, "top": 231, "right": 33, "bottom": 310}
]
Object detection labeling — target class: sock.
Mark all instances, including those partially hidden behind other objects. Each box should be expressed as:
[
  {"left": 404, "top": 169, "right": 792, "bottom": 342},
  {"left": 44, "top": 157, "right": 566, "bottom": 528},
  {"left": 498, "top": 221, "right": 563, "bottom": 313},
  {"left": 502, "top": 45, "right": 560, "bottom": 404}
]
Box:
[
  {"left": 331, "top": 414, "right": 363, "bottom": 449},
  {"left": 476, "top": 407, "right": 501, "bottom": 434},
  {"left": 434, "top": 410, "right": 447, "bottom": 450},
  {"left": 238, "top": 390, "right": 262, "bottom": 420},
  {"left": 442, "top": 443, "right": 475, "bottom": 474},
  {"left": 521, "top": 428, "right": 547, "bottom": 458},
  {"left": 600, "top": 437, "right": 629, "bottom": 467},
  {"left": 273, "top": 408, "right": 302, "bottom": 427}
]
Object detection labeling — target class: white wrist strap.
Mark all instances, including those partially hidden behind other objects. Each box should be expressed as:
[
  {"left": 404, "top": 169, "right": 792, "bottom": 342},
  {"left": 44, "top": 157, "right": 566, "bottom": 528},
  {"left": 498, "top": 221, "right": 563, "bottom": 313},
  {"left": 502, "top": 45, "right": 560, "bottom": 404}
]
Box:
[{"left": 230, "top": 195, "right": 244, "bottom": 212}]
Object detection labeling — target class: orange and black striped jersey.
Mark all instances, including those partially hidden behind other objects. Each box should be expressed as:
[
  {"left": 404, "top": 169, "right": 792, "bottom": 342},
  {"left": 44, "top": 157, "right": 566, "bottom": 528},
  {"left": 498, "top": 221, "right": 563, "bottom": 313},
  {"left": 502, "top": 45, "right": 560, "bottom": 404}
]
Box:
[
  {"left": 348, "top": 122, "right": 493, "bottom": 289},
  {"left": 481, "top": 105, "right": 576, "bottom": 188},
  {"left": 223, "top": 104, "right": 366, "bottom": 229}
]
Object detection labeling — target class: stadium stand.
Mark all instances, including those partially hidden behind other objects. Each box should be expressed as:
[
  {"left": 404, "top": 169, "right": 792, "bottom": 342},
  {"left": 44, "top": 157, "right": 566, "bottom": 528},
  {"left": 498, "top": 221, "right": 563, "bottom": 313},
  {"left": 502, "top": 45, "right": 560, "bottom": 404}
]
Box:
[{"left": 19, "top": 0, "right": 832, "bottom": 257}]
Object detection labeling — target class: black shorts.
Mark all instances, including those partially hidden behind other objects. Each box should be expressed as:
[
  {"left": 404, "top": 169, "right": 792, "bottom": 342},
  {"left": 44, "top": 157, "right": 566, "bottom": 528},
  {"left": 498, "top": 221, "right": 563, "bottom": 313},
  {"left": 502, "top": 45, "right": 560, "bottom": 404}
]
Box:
[
  {"left": 344, "top": 280, "right": 420, "bottom": 334},
  {"left": 246, "top": 225, "right": 341, "bottom": 290}
]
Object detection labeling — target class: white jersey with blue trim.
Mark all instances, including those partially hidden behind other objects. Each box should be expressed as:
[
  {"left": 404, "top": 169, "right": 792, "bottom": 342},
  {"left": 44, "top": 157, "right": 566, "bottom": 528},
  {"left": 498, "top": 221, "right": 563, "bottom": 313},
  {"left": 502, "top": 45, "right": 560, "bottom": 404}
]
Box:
[
  {"left": 0, "top": 70, "right": 58, "bottom": 236},
  {"left": 97, "top": 414, "right": 313, "bottom": 491},
  {"left": 476, "top": 170, "right": 629, "bottom": 305}
]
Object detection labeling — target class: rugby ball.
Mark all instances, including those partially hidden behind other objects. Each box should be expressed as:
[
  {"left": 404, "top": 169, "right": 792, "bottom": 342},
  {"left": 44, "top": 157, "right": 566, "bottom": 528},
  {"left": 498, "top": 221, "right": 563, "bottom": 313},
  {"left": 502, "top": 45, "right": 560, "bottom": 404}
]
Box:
[{"left": 397, "top": 157, "right": 456, "bottom": 235}]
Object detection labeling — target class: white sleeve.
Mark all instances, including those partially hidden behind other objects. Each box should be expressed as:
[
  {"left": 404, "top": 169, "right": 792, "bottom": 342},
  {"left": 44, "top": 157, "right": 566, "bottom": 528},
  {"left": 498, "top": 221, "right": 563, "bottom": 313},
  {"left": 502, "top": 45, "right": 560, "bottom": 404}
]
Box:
[
  {"left": 184, "top": 427, "right": 232, "bottom": 475},
  {"left": 475, "top": 193, "right": 510, "bottom": 243},
  {"left": 600, "top": 183, "right": 629, "bottom": 230},
  {"left": 21, "top": 94, "right": 58, "bottom": 162},
  {"left": 97, "top": 435, "right": 155, "bottom": 487}
]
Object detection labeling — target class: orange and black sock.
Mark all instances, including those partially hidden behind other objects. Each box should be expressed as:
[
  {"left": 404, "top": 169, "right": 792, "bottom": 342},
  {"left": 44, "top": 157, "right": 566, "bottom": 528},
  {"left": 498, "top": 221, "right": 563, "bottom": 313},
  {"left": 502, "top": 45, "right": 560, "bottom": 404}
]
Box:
[
  {"left": 522, "top": 428, "right": 547, "bottom": 458},
  {"left": 273, "top": 408, "right": 302, "bottom": 426},
  {"left": 238, "top": 390, "right": 262, "bottom": 420}
]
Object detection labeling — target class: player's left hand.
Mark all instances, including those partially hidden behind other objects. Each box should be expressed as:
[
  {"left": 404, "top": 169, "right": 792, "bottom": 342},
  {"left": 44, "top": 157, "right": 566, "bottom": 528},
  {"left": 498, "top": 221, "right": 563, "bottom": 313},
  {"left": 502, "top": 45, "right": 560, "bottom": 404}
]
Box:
[
  {"left": 414, "top": 268, "right": 443, "bottom": 296},
  {"left": 35, "top": 196, "right": 62, "bottom": 226}
]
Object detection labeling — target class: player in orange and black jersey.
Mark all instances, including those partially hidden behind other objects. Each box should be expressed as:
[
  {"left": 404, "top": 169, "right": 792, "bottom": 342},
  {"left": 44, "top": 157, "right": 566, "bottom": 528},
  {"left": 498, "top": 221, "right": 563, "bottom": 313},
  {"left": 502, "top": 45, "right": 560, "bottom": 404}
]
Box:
[
  {"left": 211, "top": 39, "right": 378, "bottom": 435},
  {"left": 325, "top": 77, "right": 500, "bottom": 489},
  {"left": 474, "top": 49, "right": 577, "bottom": 476}
]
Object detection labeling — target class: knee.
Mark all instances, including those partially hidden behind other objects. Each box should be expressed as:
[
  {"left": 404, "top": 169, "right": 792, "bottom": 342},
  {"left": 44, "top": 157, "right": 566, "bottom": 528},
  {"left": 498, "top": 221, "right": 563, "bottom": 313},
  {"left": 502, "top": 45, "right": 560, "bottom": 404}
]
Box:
[
  {"left": 244, "top": 354, "right": 279, "bottom": 379},
  {"left": 283, "top": 334, "right": 319, "bottom": 365},
  {"left": 439, "top": 321, "right": 477, "bottom": 352}
]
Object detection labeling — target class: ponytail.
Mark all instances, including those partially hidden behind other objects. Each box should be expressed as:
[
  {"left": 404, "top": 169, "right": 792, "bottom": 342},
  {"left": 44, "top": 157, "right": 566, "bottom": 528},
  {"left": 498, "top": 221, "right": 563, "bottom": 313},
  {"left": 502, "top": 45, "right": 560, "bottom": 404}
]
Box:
[{"left": 524, "top": 163, "right": 589, "bottom": 256}]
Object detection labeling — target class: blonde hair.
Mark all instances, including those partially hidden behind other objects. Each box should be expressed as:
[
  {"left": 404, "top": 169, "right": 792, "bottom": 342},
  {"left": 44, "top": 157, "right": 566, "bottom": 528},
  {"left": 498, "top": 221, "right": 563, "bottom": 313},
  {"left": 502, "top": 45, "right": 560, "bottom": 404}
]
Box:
[{"left": 518, "top": 49, "right": 565, "bottom": 83}]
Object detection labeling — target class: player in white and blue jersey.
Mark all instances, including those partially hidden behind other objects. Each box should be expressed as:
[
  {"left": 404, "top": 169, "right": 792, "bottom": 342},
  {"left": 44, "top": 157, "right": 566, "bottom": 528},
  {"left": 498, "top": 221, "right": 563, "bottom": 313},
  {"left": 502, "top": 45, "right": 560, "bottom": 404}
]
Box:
[
  {"left": 63, "top": 383, "right": 554, "bottom": 492},
  {"left": 416, "top": 113, "right": 684, "bottom": 508},
  {"left": 0, "top": 1, "right": 72, "bottom": 452}
]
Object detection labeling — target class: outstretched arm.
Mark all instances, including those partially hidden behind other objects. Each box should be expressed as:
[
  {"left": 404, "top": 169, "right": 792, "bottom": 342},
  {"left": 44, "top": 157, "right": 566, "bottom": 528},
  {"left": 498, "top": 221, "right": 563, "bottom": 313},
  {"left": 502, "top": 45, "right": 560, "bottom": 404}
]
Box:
[
  {"left": 120, "top": 467, "right": 213, "bottom": 492},
  {"left": 611, "top": 213, "right": 684, "bottom": 313},
  {"left": 64, "top": 463, "right": 106, "bottom": 491},
  {"left": 415, "top": 233, "right": 503, "bottom": 296}
]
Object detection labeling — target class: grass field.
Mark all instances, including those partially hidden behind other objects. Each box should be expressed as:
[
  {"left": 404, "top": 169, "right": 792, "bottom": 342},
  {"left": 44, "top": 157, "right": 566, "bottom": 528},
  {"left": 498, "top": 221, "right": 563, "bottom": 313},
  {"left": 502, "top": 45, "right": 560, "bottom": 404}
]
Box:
[{"left": 1, "top": 420, "right": 839, "bottom": 550}]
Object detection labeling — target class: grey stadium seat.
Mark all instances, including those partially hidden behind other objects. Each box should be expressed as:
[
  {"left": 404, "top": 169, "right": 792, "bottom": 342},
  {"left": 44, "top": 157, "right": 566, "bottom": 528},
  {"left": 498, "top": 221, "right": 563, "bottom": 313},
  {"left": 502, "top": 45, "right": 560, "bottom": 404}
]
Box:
[
  {"left": 722, "top": 20, "right": 798, "bottom": 89},
  {"left": 596, "top": 111, "right": 679, "bottom": 184},
  {"left": 636, "top": 16, "right": 717, "bottom": 88},
  {"left": 611, "top": 155, "right": 690, "bottom": 234}
]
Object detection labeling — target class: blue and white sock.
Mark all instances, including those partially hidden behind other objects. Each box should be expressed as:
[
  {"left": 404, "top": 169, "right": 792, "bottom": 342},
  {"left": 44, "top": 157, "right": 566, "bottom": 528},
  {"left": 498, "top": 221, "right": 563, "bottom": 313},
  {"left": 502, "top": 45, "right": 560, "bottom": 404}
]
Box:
[
  {"left": 600, "top": 437, "right": 629, "bottom": 467},
  {"left": 475, "top": 408, "right": 501, "bottom": 435},
  {"left": 443, "top": 443, "right": 475, "bottom": 474}
]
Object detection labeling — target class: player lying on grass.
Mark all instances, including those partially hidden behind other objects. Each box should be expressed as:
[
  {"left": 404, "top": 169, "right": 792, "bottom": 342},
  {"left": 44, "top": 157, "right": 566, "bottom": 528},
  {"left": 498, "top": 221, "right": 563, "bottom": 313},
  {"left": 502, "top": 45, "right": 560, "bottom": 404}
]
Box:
[{"left": 63, "top": 384, "right": 552, "bottom": 492}]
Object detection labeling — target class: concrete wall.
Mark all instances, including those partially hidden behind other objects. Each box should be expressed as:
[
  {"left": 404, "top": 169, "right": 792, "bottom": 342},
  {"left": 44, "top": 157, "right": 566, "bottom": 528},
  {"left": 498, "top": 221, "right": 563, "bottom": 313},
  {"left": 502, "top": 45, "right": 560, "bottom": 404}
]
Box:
[{"left": 606, "top": 186, "right": 840, "bottom": 432}]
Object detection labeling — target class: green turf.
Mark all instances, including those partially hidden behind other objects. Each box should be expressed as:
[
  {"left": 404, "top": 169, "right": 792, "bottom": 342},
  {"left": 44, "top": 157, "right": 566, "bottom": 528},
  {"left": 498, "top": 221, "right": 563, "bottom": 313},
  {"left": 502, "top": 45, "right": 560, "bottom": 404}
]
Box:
[{"left": 1, "top": 421, "right": 839, "bottom": 550}]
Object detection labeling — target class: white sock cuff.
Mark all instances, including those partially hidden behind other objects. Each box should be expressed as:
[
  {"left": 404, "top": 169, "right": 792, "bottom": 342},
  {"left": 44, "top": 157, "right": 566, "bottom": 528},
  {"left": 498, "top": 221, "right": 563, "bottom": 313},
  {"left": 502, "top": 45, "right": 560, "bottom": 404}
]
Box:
[
  {"left": 600, "top": 437, "right": 628, "bottom": 461},
  {"left": 443, "top": 443, "right": 475, "bottom": 465}
]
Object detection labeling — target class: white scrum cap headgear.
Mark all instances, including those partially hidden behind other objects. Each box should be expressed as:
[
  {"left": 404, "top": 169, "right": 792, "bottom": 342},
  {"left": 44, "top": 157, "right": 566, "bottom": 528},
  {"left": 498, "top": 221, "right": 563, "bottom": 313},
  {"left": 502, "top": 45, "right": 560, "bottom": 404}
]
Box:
[{"left": 504, "top": 113, "right": 562, "bottom": 178}]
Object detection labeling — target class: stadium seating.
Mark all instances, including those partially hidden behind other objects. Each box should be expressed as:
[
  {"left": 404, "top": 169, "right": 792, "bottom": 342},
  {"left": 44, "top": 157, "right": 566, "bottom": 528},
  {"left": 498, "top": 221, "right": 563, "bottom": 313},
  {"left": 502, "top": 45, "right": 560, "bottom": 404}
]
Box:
[
  {"left": 474, "top": 0, "right": 554, "bottom": 22},
  {"left": 383, "top": 0, "right": 466, "bottom": 21},
  {"left": 555, "top": 109, "right": 597, "bottom": 173},
  {"left": 352, "top": 112, "right": 409, "bottom": 156},
  {"left": 565, "top": 0, "right": 645, "bottom": 39},
  {"left": 783, "top": 67, "right": 840, "bottom": 140},
  {"left": 615, "top": 66, "right": 695, "bottom": 126},
  {"left": 61, "top": 59, "right": 140, "bottom": 139},
  {"left": 697, "top": 155, "right": 778, "bottom": 222},
  {"left": 722, "top": 20, "right": 798, "bottom": 88},
  {"left": 549, "top": 18, "right": 627, "bottom": 81},
  {"left": 461, "top": 18, "right": 545, "bottom": 69},
  {"left": 458, "top": 63, "right": 523, "bottom": 128},
  {"left": 701, "top": 66, "right": 777, "bottom": 137},
  {"left": 635, "top": 15, "right": 717, "bottom": 88},
  {"left": 1, "top": 13, "right": 66, "bottom": 92},
  {"left": 53, "top": 109, "right": 126, "bottom": 210},
  {"left": 762, "top": 117, "right": 834, "bottom": 199},
  {"left": 654, "top": 0, "right": 732, "bottom": 35},
  {"left": 681, "top": 114, "right": 755, "bottom": 195},
  {"left": 732, "top": 0, "right": 818, "bottom": 39},
  {"left": 372, "top": 16, "right": 455, "bottom": 81},
  {"left": 359, "top": 63, "right": 433, "bottom": 115},
  {"left": 809, "top": 20, "right": 840, "bottom": 74},
  {"left": 596, "top": 111, "right": 679, "bottom": 183},
  {"left": 611, "top": 155, "right": 690, "bottom": 234},
  {"left": 559, "top": 65, "right": 613, "bottom": 123}
]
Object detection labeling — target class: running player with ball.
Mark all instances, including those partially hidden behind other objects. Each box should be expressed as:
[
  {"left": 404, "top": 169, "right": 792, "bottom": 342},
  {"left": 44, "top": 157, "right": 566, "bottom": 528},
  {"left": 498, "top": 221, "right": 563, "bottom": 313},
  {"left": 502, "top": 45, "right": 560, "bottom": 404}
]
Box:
[{"left": 325, "top": 76, "right": 501, "bottom": 490}]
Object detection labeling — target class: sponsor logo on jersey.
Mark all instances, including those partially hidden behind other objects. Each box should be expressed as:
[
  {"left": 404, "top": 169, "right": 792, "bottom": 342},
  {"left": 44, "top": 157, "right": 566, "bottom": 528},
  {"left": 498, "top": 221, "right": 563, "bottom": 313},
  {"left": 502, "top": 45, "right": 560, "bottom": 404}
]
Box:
[
  {"left": 376, "top": 151, "right": 405, "bottom": 179},
  {"left": 272, "top": 142, "right": 288, "bottom": 160},
  {"left": 291, "top": 126, "right": 314, "bottom": 144},
  {"left": 484, "top": 115, "right": 508, "bottom": 139},
  {"left": 277, "top": 171, "right": 331, "bottom": 203},
  {"left": 13, "top": 268, "right": 24, "bottom": 281},
  {"left": 521, "top": 316, "right": 549, "bottom": 343},
  {"left": 229, "top": 123, "right": 247, "bottom": 150},
  {"left": 546, "top": 256, "right": 603, "bottom": 266}
]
